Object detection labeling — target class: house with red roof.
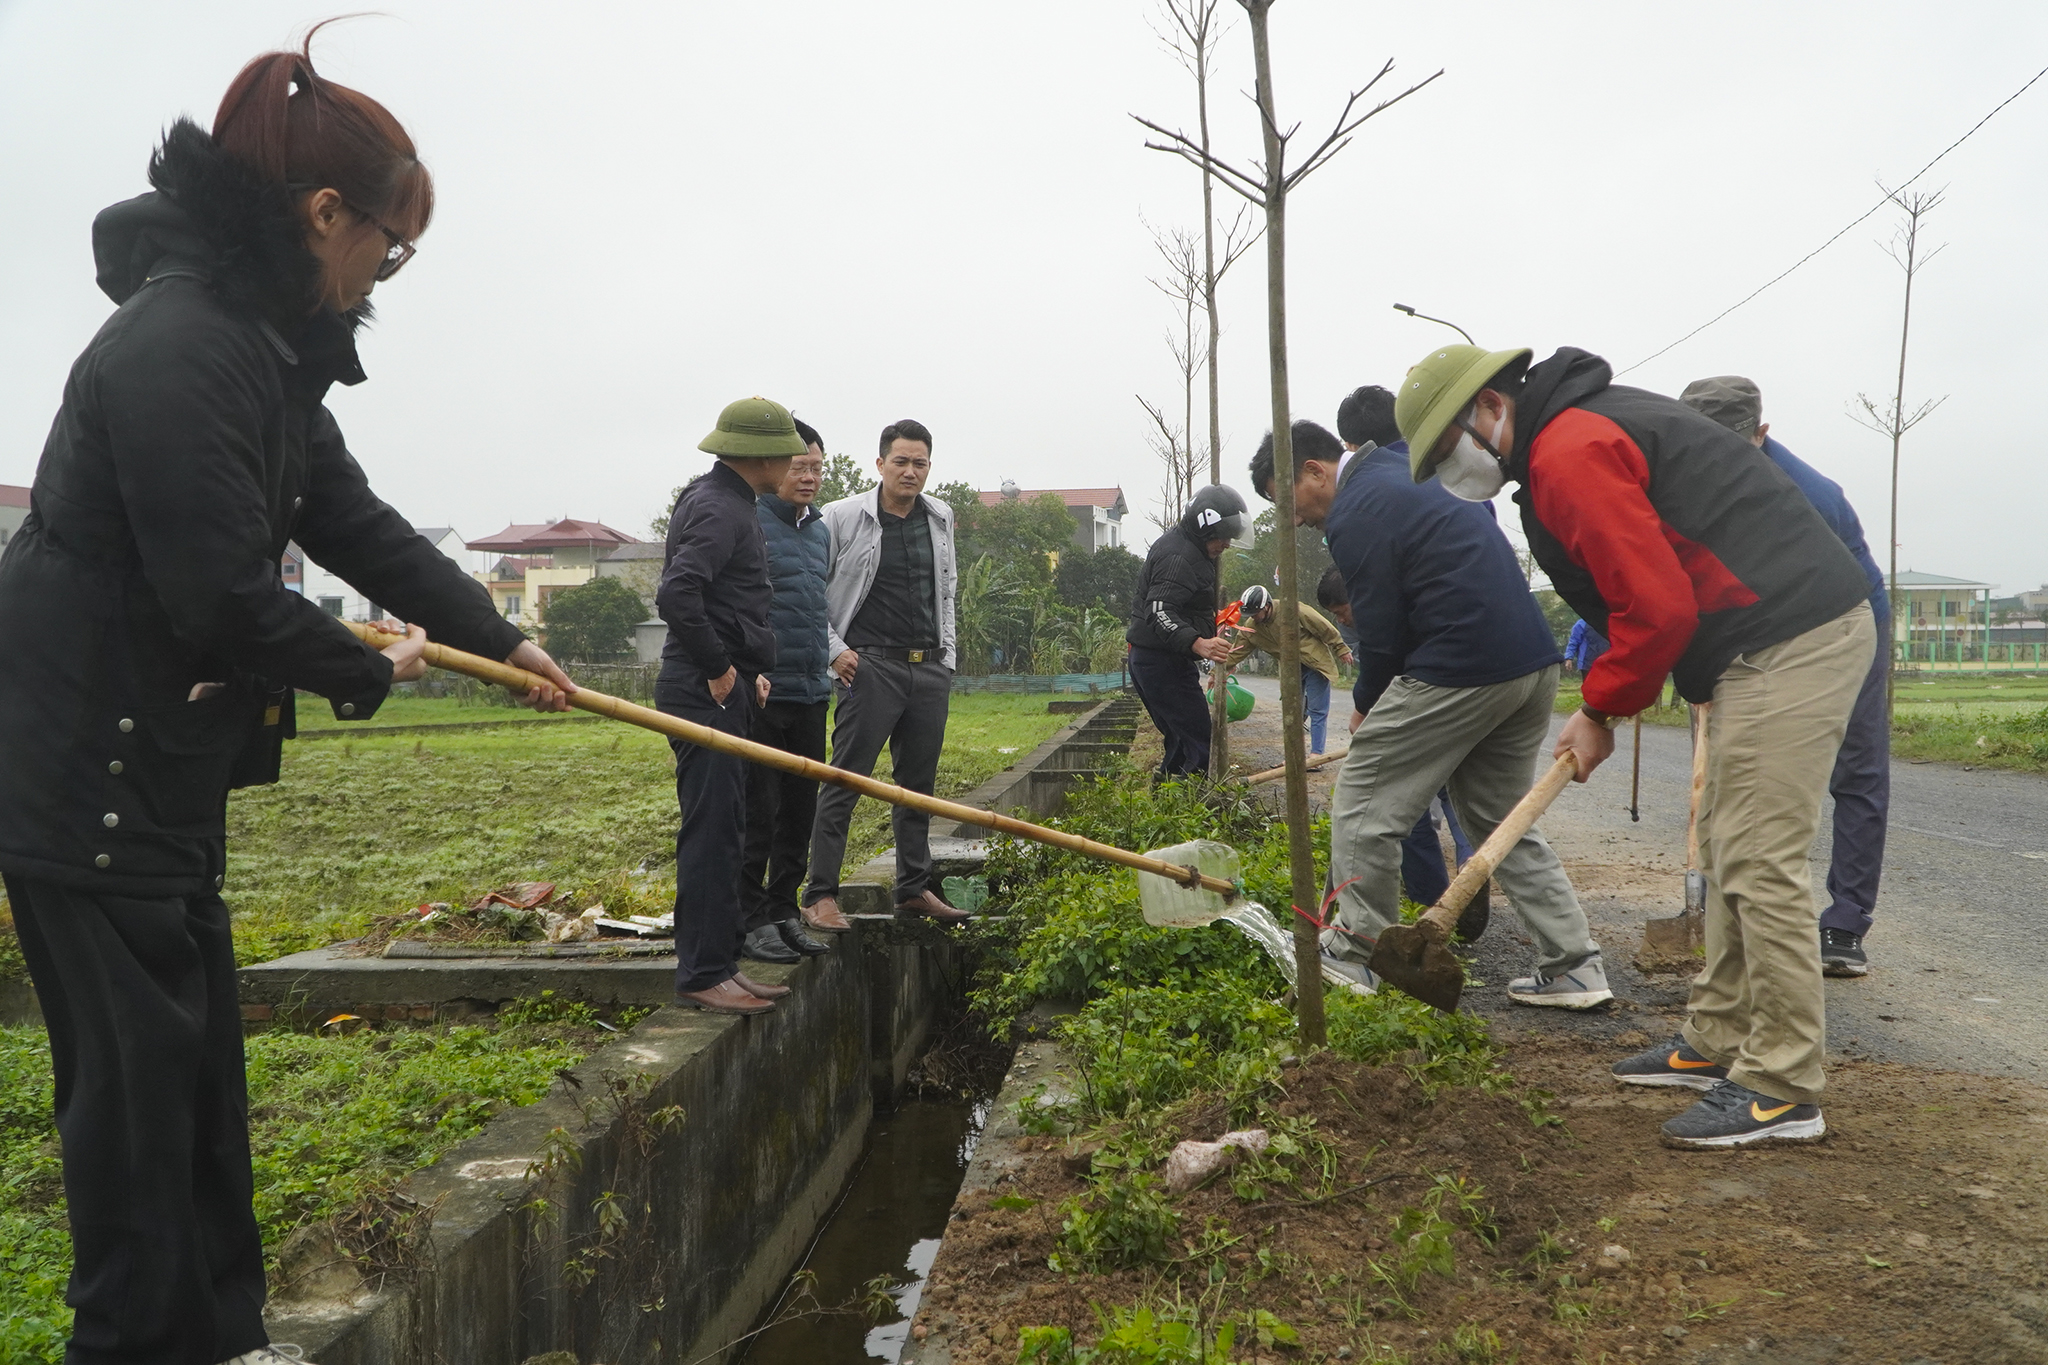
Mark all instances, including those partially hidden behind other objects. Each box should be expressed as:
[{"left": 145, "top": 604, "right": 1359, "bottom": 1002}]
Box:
[
  {"left": 466, "top": 519, "right": 644, "bottom": 626},
  {"left": 0, "top": 484, "right": 28, "bottom": 550},
  {"left": 975, "top": 485, "right": 1127, "bottom": 553}
]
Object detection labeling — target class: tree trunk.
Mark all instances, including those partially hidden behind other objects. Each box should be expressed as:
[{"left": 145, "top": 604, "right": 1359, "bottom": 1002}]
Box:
[
  {"left": 1246, "top": 0, "right": 1324, "bottom": 1046},
  {"left": 1198, "top": 6, "right": 1232, "bottom": 781},
  {"left": 1884, "top": 210, "right": 1920, "bottom": 721}
]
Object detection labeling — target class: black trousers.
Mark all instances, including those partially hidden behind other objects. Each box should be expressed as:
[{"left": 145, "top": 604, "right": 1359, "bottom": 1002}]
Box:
[
  {"left": 1128, "top": 645, "right": 1211, "bottom": 777},
  {"left": 3, "top": 873, "right": 268, "bottom": 1365},
  {"left": 740, "top": 697, "right": 829, "bottom": 933},
  {"left": 656, "top": 673, "right": 753, "bottom": 993},
  {"left": 806, "top": 656, "right": 951, "bottom": 905}
]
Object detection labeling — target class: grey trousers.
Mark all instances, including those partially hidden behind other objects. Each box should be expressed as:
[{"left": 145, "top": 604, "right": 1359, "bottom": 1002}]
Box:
[
  {"left": 1324, "top": 664, "right": 1598, "bottom": 975},
  {"left": 805, "top": 655, "right": 951, "bottom": 905}
]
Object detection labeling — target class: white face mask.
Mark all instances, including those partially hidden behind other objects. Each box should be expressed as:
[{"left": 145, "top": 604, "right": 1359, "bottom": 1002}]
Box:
[{"left": 1436, "top": 409, "right": 1508, "bottom": 502}]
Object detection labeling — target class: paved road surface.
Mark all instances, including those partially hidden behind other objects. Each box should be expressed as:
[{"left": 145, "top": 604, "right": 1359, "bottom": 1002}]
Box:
[{"left": 1228, "top": 674, "right": 2046, "bottom": 1082}]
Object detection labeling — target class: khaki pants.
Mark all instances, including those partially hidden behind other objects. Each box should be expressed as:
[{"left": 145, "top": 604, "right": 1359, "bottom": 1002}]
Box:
[
  {"left": 1324, "top": 664, "right": 1597, "bottom": 975},
  {"left": 1682, "top": 603, "right": 1876, "bottom": 1105}
]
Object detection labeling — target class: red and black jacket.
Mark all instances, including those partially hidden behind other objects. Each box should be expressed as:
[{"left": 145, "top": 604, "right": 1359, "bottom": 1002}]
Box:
[{"left": 1507, "top": 349, "right": 1870, "bottom": 713}]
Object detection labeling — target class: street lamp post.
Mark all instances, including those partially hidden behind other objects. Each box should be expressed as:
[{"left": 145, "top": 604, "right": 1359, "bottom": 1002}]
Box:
[{"left": 1393, "top": 302, "right": 1474, "bottom": 345}]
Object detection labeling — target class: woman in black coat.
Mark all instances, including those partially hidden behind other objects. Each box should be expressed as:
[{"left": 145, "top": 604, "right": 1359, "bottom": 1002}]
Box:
[{"left": 0, "top": 37, "right": 574, "bottom": 1365}]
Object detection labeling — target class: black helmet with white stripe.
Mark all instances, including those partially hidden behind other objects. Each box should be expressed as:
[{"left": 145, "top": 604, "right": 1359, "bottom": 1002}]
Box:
[{"left": 1179, "top": 484, "right": 1247, "bottom": 543}]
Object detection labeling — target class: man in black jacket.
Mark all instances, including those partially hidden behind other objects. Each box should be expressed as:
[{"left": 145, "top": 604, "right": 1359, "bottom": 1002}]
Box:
[
  {"left": 1125, "top": 485, "right": 1247, "bottom": 777},
  {"left": 657, "top": 397, "right": 801, "bottom": 1015}
]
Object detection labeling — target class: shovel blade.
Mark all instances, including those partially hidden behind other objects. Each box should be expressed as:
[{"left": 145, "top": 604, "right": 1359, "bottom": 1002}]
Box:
[{"left": 1368, "top": 922, "right": 1466, "bottom": 1012}]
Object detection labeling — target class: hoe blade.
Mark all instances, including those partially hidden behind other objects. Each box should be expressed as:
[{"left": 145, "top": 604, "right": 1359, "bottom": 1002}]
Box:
[{"left": 1368, "top": 921, "right": 1465, "bottom": 1013}]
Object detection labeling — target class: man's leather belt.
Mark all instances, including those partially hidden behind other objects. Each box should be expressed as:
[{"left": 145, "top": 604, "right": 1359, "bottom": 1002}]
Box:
[{"left": 859, "top": 646, "right": 941, "bottom": 664}]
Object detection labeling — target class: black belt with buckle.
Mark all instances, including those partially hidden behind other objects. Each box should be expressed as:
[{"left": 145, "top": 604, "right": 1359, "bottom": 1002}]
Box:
[{"left": 860, "top": 646, "right": 941, "bottom": 664}]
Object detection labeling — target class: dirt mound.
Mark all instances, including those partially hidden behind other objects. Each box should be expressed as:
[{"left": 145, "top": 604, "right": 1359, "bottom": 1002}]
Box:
[{"left": 918, "top": 1038, "right": 2048, "bottom": 1363}]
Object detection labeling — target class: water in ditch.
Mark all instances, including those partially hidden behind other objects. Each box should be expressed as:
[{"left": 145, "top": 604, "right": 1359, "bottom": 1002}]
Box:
[{"left": 743, "top": 1097, "right": 988, "bottom": 1363}]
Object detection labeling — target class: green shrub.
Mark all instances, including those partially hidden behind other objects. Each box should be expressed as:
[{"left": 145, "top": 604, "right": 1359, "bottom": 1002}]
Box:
[
  {"left": 1052, "top": 1170, "right": 1181, "bottom": 1272},
  {"left": 1057, "top": 985, "right": 1292, "bottom": 1118},
  {"left": 1324, "top": 989, "right": 1506, "bottom": 1094}
]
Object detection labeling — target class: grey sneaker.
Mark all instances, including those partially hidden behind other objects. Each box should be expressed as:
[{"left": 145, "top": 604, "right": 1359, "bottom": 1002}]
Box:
[
  {"left": 1660, "top": 1080, "right": 1825, "bottom": 1149},
  {"left": 1820, "top": 927, "right": 1868, "bottom": 978},
  {"left": 1611, "top": 1033, "right": 1728, "bottom": 1091},
  {"left": 1507, "top": 954, "right": 1613, "bottom": 1010},
  {"left": 1320, "top": 949, "right": 1378, "bottom": 996}
]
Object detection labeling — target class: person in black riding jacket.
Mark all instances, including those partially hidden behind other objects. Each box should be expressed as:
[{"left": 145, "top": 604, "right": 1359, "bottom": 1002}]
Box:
[{"left": 1124, "top": 485, "right": 1247, "bottom": 777}]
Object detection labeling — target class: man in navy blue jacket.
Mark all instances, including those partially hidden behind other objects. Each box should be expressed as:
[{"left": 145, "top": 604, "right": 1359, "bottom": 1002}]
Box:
[
  {"left": 1682, "top": 376, "right": 1889, "bottom": 977},
  {"left": 738, "top": 416, "right": 836, "bottom": 965},
  {"left": 1250, "top": 409, "right": 1608, "bottom": 1008}
]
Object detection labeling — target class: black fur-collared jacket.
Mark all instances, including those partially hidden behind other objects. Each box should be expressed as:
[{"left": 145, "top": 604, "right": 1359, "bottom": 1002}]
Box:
[{"left": 0, "top": 119, "right": 522, "bottom": 895}]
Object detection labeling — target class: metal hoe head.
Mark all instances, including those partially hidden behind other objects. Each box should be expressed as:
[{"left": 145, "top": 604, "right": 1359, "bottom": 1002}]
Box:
[{"left": 1367, "top": 918, "right": 1465, "bottom": 1013}]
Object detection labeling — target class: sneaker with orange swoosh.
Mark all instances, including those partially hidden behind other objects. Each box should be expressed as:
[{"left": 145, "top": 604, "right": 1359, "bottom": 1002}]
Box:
[
  {"left": 1659, "top": 1080, "right": 1825, "bottom": 1149},
  {"left": 1610, "top": 1034, "right": 1729, "bottom": 1091}
]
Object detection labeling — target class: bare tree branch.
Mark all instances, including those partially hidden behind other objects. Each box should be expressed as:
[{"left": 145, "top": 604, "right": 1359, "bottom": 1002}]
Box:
[
  {"left": 1132, "top": 115, "right": 1269, "bottom": 202},
  {"left": 1284, "top": 66, "right": 1444, "bottom": 190}
]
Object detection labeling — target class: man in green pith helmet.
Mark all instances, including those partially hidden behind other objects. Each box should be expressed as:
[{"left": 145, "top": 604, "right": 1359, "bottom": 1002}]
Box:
[
  {"left": 1396, "top": 343, "right": 1873, "bottom": 1151},
  {"left": 656, "top": 396, "right": 801, "bottom": 1016}
]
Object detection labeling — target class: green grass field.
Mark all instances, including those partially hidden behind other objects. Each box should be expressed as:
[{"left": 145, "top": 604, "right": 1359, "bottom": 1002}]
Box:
[
  {"left": 0, "top": 691, "right": 1074, "bottom": 975},
  {"left": 1555, "top": 672, "right": 2048, "bottom": 772}
]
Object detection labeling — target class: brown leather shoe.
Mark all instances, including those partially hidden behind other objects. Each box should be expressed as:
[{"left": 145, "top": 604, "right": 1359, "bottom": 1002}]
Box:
[
  {"left": 896, "top": 889, "right": 972, "bottom": 926},
  {"left": 733, "top": 972, "right": 791, "bottom": 1000},
  {"left": 801, "top": 897, "right": 854, "bottom": 933},
  {"left": 675, "top": 978, "right": 775, "bottom": 1015}
]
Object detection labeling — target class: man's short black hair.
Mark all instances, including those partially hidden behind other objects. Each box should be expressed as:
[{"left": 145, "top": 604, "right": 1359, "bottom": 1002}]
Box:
[
  {"left": 1315, "top": 565, "right": 1347, "bottom": 610},
  {"left": 1335, "top": 386, "right": 1400, "bottom": 448},
  {"left": 792, "top": 416, "right": 822, "bottom": 451},
  {"left": 879, "top": 419, "right": 934, "bottom": 458},
  {"left": 1248, "top": 420, "right": 1346, "bottom": 501}
]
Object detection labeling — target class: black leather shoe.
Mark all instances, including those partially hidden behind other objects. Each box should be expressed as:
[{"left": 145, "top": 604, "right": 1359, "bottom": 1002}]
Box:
[
  {"left": 740, "top": 923, "right": 801, "bottom": 964},
  {"left": 777, "top": 918, "right": 831, "bottom": 957}
]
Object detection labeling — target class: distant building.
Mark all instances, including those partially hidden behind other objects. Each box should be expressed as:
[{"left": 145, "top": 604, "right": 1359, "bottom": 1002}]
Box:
[
  {"left": 0, "top": 484, "right": 28, "bottom": 549},
  {"left": 976, "top": 485, "right": 1128, "bottom": 553},
  {"left": 467, "top": 518, "right": 642, "bottom": 630},
  {"left": 296, "top": 526, "right": 477, "bottom": 621},
  {"left": 1891, "top": 570, "right": 1995, "bottom": 663}
]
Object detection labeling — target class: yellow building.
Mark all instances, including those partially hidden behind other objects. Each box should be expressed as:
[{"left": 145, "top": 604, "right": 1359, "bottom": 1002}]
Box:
[{"left": 467, "top": 519, "right": 642, "bottom": 632}]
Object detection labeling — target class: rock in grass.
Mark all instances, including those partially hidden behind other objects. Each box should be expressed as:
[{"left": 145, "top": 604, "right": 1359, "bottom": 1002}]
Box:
[{"left": 1164, "top": 1128, "right": 1269, "bottom": 1192}]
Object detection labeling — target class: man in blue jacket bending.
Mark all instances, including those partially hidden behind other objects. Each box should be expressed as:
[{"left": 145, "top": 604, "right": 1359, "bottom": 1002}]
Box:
[
  {"left": 1250, "top": 405, "right": 1608, "bottom": 1008},
  {"left": 1681, "top": 375, "right": 1889, "bottom": 978}
]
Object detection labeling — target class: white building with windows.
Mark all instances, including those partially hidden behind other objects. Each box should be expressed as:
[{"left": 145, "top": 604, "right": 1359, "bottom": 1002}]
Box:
[{"left": 294, "top": 526, "right": 476, "bottom": 620}]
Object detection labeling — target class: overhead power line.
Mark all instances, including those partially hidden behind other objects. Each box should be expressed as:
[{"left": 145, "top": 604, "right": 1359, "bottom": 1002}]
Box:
[{"left": 1617, "top": 63, "right": 2048, "bottom": 376}]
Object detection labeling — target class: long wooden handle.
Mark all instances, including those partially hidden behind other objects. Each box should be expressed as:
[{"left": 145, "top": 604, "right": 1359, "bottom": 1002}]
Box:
[
  {"left": 1686, "top": 702, "right": 1710, "bottom": 871},
  {"left": 344, "top": 623, "right": 1237, "bottom": 898},
  {"left": 1416, "top": 752, "right": 1579, "bottom": 935},
  {"left": 1244, "top": 744, "right": 1348, "bottom": 787}
]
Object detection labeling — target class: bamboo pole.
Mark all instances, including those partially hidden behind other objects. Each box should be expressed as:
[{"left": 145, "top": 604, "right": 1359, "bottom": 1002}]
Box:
[{"left": 344, "top": 622, "right": 1237, "bottom": 898}]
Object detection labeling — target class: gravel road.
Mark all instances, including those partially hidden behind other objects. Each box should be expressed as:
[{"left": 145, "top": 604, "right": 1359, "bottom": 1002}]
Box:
[{"left": 1227, "top": 672, "right": 2047, "bottom": 1083}]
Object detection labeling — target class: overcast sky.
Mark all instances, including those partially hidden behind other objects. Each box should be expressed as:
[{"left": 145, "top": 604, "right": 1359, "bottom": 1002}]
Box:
[{"left": 3, "top": 2, "right": 2044, "bottom": 592}]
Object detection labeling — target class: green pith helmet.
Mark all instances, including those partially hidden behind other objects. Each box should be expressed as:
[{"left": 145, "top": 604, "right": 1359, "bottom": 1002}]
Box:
[
  {"left": 699, "top": 395, "right": 805, "bottom": 458},
  {"left": 1394, "top": 344, "right": 1532, "bottom": 482}
]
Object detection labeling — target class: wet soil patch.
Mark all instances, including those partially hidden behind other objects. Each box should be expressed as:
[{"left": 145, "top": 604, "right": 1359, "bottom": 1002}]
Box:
[{"left": 916, "top": 1040, "right": 2048, "bottom": 1363}]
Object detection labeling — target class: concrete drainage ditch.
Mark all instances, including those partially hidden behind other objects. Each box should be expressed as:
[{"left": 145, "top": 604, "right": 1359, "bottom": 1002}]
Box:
[{"left": 229, "top": 693, "right": 1137, "bottom": 1364}]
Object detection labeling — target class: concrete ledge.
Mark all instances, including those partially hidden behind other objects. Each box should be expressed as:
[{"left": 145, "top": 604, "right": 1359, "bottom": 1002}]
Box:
[{"left": 264, "top": 916, "right": 968, "bottom": 1364}]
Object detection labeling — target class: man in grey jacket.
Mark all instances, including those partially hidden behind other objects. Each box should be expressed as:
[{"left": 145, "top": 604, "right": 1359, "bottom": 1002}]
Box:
[{"left": 804, "top": 418, "right": 966, "bottom": 927}]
